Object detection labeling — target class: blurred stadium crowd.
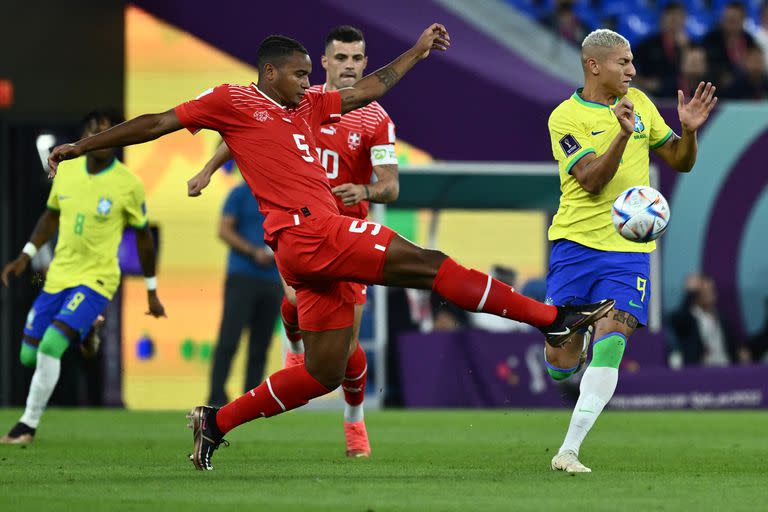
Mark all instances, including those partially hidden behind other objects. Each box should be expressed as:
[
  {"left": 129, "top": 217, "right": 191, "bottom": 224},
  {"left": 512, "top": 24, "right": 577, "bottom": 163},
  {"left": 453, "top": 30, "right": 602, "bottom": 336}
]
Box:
[{"left": 509, "top": 0, "right": 768, "bottom": 99}]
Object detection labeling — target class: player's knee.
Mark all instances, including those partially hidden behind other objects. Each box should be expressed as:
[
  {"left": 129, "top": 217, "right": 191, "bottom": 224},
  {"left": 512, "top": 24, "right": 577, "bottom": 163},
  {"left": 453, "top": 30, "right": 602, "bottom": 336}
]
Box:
[
  {"left": 19, "top": 342, "right": 38, "bottom": 368},
  {"left": 38, "top": 326, "right": 71, "bottom": 359},
  {"left": 414, "top": 248, "right": 448, "bottom": 276},
  {"left": 305, "top": 358, "right": 346, "bottom": 389}
]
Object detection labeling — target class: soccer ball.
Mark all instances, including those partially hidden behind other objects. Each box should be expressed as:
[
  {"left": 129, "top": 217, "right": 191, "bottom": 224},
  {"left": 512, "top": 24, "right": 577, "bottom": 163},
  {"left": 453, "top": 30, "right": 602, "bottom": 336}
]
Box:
[{"left": 611, "top": 186, "right": 670, "bottom": 242}]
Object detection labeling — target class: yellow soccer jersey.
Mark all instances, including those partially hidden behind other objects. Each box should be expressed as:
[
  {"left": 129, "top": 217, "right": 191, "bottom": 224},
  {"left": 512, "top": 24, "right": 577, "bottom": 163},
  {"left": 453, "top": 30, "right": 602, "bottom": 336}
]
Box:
[
  {"left": 44, "top": 156, "right": 148, "bottom": 299},
  {"left": 547, "top": 87, "right": 673, "bottom": 253}
]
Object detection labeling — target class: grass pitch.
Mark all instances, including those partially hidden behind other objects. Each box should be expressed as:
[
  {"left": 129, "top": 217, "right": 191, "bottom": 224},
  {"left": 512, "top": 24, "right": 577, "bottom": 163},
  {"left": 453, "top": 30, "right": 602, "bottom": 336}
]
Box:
[{"left": 0, "top": 408, "right": 765, "bottom": 511}]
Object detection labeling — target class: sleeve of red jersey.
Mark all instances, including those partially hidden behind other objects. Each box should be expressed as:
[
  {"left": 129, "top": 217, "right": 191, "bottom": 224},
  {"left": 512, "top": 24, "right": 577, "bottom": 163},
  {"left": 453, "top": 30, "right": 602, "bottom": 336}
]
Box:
[
  {"left": 369, "top": 108, "right": 398, "bottom": 167},
  {"left": 371, "top": 109, "right": 396, "bottom": 147},
  {"left": 174, "top": 85, "right": 231, "bottom": 135},
  {"left": 309, "top": 90, "right": 342, "bottom": 128}
]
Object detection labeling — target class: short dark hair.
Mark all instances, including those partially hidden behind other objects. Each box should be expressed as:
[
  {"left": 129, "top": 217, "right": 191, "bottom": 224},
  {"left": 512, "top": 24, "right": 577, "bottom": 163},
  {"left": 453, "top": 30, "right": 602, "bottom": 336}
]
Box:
[
  {"left": 324, "top": 25, "right": 365, "bottom": 52},
  {"left": 257, "top": 35, "right": 308, "bottom": 70},
  {"left": 81, "top": 109, "right": 123, "bottom": 131}
]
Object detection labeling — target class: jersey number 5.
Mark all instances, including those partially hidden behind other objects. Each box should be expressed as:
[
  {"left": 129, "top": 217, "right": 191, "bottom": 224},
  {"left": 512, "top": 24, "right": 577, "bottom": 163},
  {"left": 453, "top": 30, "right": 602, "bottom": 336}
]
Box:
[{"left": 292, "top": 134, "right": 314, "bottom": 163}]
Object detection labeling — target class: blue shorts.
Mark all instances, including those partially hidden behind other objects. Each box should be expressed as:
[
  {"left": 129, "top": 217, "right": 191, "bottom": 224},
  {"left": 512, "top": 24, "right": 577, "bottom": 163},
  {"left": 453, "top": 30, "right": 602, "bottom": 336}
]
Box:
[
  {"left": 24, "top": 285, "right": 109, "bottom": 344},
  {"left": 545, "top": 240, "right": 651, "bottom": 326}
]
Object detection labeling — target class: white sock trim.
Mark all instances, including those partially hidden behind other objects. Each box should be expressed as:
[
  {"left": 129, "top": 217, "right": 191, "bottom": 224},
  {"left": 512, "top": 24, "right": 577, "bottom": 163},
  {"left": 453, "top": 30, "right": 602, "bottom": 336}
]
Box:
[
  {"left": 476, "top": 274, "right": 493, "bottom": 312},
  {"left": 344, "top": 403, "right": 364, "bottom": 423},
  {"left": 20, "top": 352, "right": 61, "bottom": 429},
  {"left": 266, "top": 377, "right": 286, "bottom": 411}
]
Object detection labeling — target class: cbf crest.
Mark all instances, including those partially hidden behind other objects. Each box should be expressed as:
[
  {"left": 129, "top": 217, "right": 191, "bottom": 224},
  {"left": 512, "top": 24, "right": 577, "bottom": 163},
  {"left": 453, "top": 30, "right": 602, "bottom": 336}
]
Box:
[
  {"left": 634, "top": 113, "right": 645, "bottom": 133},
  {"left": 348, "top": 131, "right": 362, "bottom": 151},
  {"left": 97, "top": 197, "right": 113, "bottom": 216}
]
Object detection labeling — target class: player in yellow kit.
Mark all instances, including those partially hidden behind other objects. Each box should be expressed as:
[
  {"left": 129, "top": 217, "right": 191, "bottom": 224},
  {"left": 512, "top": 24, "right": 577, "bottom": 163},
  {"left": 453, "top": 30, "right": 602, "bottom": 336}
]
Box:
[
  {"left": 0, "top": 111, "right": 166, "bottom": 444},
  {"left": 544, "top": 29, "right": 717, "bottom": 472}
]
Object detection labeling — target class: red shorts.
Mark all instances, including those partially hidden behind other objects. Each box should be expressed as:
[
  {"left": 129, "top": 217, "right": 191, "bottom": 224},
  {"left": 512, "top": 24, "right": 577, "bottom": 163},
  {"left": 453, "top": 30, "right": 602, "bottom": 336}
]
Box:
[{"left": 274, "top": 214, "right": 395, "bottom": 331}]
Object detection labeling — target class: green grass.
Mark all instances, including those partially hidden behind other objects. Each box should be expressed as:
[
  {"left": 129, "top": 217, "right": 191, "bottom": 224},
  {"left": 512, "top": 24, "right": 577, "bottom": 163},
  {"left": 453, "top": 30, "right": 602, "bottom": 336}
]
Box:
[{"left": 0, "top": 409, "right": 766, "bottom": 511}]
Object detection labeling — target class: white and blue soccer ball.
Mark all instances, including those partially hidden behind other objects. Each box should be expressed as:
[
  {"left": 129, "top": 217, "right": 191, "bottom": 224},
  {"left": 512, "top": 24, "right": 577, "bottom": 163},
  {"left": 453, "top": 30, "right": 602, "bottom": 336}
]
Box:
[{"left": 611, "top": 186, "right": 670, "bottom": 242}]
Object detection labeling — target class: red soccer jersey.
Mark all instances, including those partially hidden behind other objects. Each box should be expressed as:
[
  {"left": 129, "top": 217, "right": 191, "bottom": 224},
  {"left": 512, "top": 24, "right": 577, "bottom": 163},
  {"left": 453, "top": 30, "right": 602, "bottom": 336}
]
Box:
[
  {"left": 309, "top": 84, "right": 396, "bottom": 219},
  {"left": 174, "top": 83, "right": 342, "bottom": 241}
]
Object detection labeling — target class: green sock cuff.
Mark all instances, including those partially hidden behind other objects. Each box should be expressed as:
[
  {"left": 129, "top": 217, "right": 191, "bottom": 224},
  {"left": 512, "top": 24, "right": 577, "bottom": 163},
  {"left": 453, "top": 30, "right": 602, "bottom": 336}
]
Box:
[
  {"left": 38, "top": 326, "right": 70, "bottom": 359},
  {"left": 547, "top": 366, "right": 576, "bottom": 381},
  {"left": 20, "top": 342, "right": 38, "bottom": 368},
  {"left": 590, "top": 332, "right": 627, "bottom": 368}
]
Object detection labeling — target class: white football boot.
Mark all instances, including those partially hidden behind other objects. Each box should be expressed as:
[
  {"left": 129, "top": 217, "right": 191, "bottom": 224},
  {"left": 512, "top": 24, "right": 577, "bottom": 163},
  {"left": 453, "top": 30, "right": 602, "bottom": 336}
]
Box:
[{"left": 551, "top": 450, "right": 592, "bottom": 473}]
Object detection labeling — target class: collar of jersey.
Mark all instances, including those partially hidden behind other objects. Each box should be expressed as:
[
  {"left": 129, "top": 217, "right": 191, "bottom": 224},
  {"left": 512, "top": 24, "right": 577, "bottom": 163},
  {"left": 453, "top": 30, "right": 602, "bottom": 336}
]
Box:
[
  {"left": 251, "top": 83, "right": 285, "bottom": 109},
  {"left": 572, "top": 88, "right": 620, "bottom": 109},
  {"left": 84, "top": 157, "right": 118, "bottom": 176}
]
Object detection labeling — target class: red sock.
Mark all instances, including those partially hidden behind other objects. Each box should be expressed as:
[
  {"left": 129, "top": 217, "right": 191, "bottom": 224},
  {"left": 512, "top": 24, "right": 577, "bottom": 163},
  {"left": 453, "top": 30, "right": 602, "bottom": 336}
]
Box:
[
  {"left": 281, "top": 297, "right": 302, "bottom": 342},
  {"left": 432, "top": 258, "right": 556, "bottom": 327},
  {"left": 343, "top": 342, "right": 367, "bottom": 407},
  {"left": 215, "top": 364, "right": 330, "bottom": 434}
]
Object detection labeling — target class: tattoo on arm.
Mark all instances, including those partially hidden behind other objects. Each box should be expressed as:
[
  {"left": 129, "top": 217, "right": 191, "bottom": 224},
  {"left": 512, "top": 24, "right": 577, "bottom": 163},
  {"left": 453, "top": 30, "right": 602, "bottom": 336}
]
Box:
[
  {"left": 612, "top": 310, "right": 639, "bottom": 329},
  {"left": 374, "top": 68, "right": 400, "bottom": 90},
  {"left": 368, "top": 185, "right": 392, "bottom": 203}
]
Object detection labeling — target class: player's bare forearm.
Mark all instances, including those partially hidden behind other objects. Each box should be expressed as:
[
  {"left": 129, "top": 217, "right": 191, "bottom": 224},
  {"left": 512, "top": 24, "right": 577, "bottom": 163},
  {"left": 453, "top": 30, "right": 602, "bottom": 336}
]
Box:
[
  {"left": 28, "top": 209, "right": 60, "bottom": 250},
  {"left": 572, "top": 132, "right": 630, "bottom": 195},
  {"left": 135, "top": 225, "right": 157, "bottom": 278},
  {"left": 48, "top": 110, "right": 183, "bottom": 176},
  {"left": 339, "top": 49, "right": 421, "bottom": 114},
  {"left": 655, "top": 130, "right": 697, "bottom": 173},
  {"left": 338, "top": 23, "right": 450, "bottom": 114},
  {"left": 368, "top": 165, "right": 400, "bottom": 203},
  {"left": 205, "top": 142, "right": 232, "bottom": 175},
  {"left": 81, "top": 111, "right": 181, "bottom": 152}
]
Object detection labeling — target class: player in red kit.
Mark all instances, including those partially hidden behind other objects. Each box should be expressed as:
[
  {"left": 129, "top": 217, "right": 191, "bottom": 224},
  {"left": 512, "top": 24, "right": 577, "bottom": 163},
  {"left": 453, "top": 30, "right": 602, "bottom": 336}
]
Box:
[
  {"left": 188, "top": 26, "right": 399, "bottom": 458},
  {"left": 47, "top": 24, "right": 614, "bottom": 471}
]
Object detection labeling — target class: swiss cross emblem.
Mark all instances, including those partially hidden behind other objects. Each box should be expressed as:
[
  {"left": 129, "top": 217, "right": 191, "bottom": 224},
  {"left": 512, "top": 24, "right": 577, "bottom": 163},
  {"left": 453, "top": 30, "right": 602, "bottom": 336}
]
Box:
[
  {"left": 348, "top": 131, "right": 362, "bottom": 150},
  {"left": 253, "top": 111, "right": 272, "bottom": 122}
]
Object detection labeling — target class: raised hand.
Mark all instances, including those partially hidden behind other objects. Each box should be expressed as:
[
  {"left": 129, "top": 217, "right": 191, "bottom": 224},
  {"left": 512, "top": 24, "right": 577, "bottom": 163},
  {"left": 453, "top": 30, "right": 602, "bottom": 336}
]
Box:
[
  {"left": 414, "top": 23, "right": 451, "bottom": 60},
  {"left": 678, "top": 81, "right": 717, "bottom": 132},
  {"left": 612, "top": 97, "right": 635, "bottom": 135},
  {"left": 48, "top": 143, "right": 84, "bottom": 179}
]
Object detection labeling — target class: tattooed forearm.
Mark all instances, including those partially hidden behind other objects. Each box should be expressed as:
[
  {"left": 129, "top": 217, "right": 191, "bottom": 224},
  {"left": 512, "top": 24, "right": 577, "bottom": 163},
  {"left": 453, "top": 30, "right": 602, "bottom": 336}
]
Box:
[
  {"left": 368, "top": 184, "right": 393, "bottom": 203},
  {"left": 612, "top": 309, "right": 639, "bottom": 329},
  {"left": 374, "top": 68, "right": 400, "bottom": 90}
]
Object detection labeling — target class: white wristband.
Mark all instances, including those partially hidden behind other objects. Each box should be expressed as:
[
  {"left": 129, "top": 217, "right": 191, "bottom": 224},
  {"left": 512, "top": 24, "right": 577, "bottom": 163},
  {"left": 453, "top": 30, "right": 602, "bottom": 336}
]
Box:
[
  {"left": 144, "top": 276, "right": 157, "bottom": 291},
  {"left": 22, "top": 242, "right": 37, "bottom": 259}
]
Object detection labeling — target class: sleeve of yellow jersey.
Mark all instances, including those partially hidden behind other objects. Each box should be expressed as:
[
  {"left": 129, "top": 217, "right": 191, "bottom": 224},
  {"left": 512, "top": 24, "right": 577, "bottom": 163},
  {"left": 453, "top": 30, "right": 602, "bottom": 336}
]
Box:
[
  {"left": 548, "top": 108, "right": 596, "bottom": 174},
  {"left": 645, "top": 93, "right": 674, "bottom": 149},
  {"left": 46, "top": 176, "right": 60, "bottom": 211},
  {"left": 125, "top": 178, "right": 149, "bottom": 229}
]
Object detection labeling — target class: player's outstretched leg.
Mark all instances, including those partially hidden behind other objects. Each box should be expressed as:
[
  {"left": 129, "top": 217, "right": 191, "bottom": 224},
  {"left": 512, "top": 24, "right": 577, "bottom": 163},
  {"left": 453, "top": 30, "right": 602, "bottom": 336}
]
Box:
[
  {"left": 188, "top": 326, "right": 351, "bottom": 470},
  {"left": 1, "top": 322, "right": 72, "bottom": 445},
  {"left": 381, "top": 235, "right": 614, "bottom": 345}
]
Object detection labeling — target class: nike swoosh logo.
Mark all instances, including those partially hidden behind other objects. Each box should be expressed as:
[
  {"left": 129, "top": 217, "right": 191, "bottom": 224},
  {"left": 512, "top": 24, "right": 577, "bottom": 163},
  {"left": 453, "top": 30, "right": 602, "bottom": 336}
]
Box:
[
  {"left": 629, "top": 300, "right": 643, "bottom": 309},
  {"left": 578, "top": 409, "right": 595, "bottom": 414},
  {"left": 591, "top": 130, "right": 605, "bottom": 135},
  {"left": 549, "top": 326, "right": 570, "bottom": 336},
  {"left": 58, "top": 195, "right": 70, "bottom": 200}
]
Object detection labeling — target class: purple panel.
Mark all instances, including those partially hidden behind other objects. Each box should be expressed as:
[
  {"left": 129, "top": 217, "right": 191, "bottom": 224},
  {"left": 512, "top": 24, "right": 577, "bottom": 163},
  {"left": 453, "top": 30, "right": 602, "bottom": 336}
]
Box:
[
  {"left": 701, "top": 131, "right": 768, "bottom": 340},
  {"left": 397, "top": 330, "right": 768, "bottom": 409}
]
